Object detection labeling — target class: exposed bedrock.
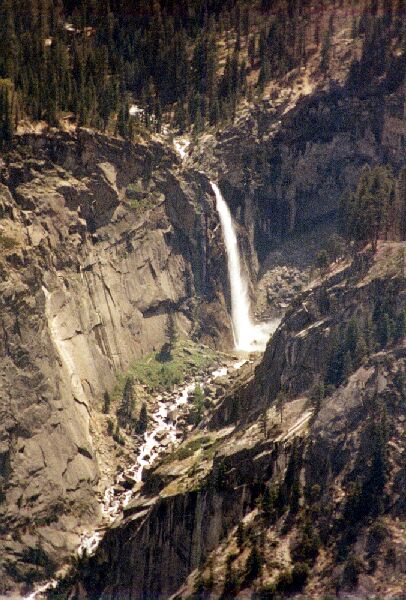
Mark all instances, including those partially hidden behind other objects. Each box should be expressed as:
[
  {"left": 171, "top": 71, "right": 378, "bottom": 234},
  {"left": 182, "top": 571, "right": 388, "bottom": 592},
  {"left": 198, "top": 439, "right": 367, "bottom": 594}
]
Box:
[{"left": 0, "top": 128, "right": 232, "bottom": 587}]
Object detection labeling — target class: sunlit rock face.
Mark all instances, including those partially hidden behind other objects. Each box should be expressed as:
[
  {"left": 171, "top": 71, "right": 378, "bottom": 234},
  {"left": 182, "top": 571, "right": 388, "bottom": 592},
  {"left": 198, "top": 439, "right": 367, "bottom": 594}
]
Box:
[{"left": 0, "top": 129, "right": 233, "bottom": 589}]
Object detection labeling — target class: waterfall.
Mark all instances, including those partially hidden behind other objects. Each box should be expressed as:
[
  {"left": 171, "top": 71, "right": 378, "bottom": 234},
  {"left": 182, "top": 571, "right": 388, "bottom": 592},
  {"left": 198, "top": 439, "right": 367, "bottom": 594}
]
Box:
[{"left": 211, "top": 182, "right": 278, "bottom": 352}]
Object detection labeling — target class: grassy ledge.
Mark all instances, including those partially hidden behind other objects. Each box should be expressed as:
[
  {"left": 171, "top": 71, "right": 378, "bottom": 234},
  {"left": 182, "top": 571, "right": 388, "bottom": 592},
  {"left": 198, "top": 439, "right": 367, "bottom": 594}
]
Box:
[{"left": 112, "top": 338, "right": 223, "bottom": 399}]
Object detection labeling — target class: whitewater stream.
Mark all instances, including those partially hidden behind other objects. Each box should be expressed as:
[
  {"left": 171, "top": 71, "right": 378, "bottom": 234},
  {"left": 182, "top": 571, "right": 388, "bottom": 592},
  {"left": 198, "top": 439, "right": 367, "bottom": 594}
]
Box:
[{"left": 26, "top": 360, "right": 247, "bottom": 599}]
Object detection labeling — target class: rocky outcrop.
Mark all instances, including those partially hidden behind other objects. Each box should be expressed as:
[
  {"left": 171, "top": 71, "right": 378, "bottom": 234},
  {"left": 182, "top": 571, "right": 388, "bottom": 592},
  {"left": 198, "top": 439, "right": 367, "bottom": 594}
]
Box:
[
  {"left": 210, "top": 243, "right": 406, "bottom": 428},
  {"left": 68, "top": 242, "right": 406, "bottom": 599},
  {"left": 0, "top": 129, "right": 232, "bottom": 591}
]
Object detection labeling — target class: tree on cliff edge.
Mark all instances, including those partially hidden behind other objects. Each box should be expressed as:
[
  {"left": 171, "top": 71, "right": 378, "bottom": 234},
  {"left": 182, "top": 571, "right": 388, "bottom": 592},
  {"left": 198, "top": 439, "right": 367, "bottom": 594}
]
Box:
[
  {"left": 340, "top": 165, "right": 395, "bottom": 252},
  {"left": 157, "top": 313, "right": 178, "bottom": 362}
]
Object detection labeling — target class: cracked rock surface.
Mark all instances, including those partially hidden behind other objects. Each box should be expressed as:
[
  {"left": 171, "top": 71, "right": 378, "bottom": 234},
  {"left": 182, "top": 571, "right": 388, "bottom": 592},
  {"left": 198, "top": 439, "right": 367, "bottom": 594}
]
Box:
[{"left": 0, "top": 128, "right": 231, "bottom": 589}]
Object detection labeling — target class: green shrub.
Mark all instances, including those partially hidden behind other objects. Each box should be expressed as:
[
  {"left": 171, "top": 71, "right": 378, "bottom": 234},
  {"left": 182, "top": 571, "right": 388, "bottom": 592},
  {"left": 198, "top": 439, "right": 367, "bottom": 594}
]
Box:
[
  {"left": 166, "top": 436, "right": 212, "bottom": 463},
  {"left": 275, "top": 569, "right": 293, "bottom": 592},
  {"left": 113, "top": 423, "right": 125, "bottom": 445},
  {"left": 114, "top": 340, "right": 218, "bottom": 396}
]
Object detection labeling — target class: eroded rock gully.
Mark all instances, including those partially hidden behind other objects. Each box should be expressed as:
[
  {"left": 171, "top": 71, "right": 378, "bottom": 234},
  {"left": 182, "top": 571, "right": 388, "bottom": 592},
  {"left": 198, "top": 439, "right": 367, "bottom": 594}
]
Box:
[
  {"left": 0, "top": 128, "right": 232, "bottom": 590},
  {"left": 66, "top": 243, "right": 406, "bottom": 600}
]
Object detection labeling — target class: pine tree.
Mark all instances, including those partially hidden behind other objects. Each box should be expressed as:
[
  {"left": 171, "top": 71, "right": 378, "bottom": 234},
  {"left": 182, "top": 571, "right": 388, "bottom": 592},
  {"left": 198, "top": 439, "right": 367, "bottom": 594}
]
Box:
[
  {"left": 320, "top": 31, "right": 331, "bottom": 73},
  {"left": 290, "top": 479, "right": 301, "bottom": 514},
  {"left": 193, "top": 384, "right": 205, "bottom": 424},
  {"left": 155, "top": 97, "right": 162, "bottom": 133},
  {"left": 395, "top": 309, "right": 406, "bottom": 341},
  {"left": 316, "top": 249, "right": 329, "bottom": 272},
  {"left": 343, "top": 166, "right": 395, "bottom": 252},
  {"left": 258, "top": 54, "right": 271, "bottom": 92},
  {"left": 342, "top": 351, "right": 353, "bottom": 380},
  {"left": 355, "top": 331, "right": 367, "bottom": 365},
  {"left": 174, "top": 101, "right": 187, "bottom": 132},
  {"left": 194, "top": 104, "right": 203, "bottom": 136},
  {"left": 0, "top": 0, "right": 17, "bottom": 81},
  {"left": 0, "top": 85, "right": 13, "bottom": 146},
  {"left": 103, "top": 391, "right": 111, "bottom": 414},
  {"left": 346, "top": 318, "right": 359, "bottom": 359},
  {"left": 246, "top": 543, "right": 262, "bottom": 581},
  {"left": 45, "top": 67, "right": 59, "bottom": 126},
  {"left": 326, "top": 330, "right": 344, "bottom": 386},
  {"left": 276, "top": 387, "right": 287, "bottom": 422},
  {"left": 364, "top": 316, "right": 376, "bottom": 353},
  {"left": 136, "top": 403, "right": 148, "bottom": 434},
  {"left": 209, "top": 95, "right": 220, "bottom": 126},
  {"left": 379, "top": 313, "right": 394, "bottom": 347},
  {"left": 223, "top": 554, "right": 238, "bottom": 597},
  {"left": 236, "top": 522, "right": 245, "bottom": 548},
  {"left": 248, "top": 35, "right": 256, "bottom": 69},
  {"left": 165, "top": 313, "right": 178, "bottom": 352},
  {"left": 310, "top": 381, "right": 325, "bottom": 413},
  {"left": 314, "top": 20, "right": 321, "bottom": 46},
  {"left": 122, "top": 376, "right": 135, "bottom": 419},
  {"left": 116, "top": 100, "right": 129, "bottom": 138}
]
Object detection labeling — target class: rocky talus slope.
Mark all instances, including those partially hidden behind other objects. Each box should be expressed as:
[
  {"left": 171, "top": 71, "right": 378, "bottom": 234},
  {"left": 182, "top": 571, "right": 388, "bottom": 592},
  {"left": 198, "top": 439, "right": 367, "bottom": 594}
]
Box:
[
  {"left": 0, "top": 129, "right": 232, "bottom": 591},
  {"left": 66, "top": 242, "right": 406, "bottom": 600}
]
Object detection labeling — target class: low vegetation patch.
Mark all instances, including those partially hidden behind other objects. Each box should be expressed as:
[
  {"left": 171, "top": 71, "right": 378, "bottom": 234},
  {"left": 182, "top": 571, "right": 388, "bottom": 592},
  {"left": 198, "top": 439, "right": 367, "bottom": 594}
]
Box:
[
  {"left": 114, "top": 339, "right": 219, "bottom": 396},
  {"left": 160, "top": 435, "right": 214, "bottom": 466}
]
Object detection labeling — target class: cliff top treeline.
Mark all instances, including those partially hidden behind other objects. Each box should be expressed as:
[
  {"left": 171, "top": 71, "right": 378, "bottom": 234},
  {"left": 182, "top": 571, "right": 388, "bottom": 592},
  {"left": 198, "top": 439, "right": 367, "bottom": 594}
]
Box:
[{"left": 1, "top": 0, "right": 406, "bottom": 144}]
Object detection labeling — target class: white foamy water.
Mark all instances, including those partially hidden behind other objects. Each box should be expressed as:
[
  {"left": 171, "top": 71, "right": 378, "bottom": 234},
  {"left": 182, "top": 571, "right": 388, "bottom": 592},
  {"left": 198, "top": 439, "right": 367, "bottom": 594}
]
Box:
[
  {"left": 25, "top": 360, "right": 248, "bottom": 599},
  {"left": 211, "top": 181, "right": 278, "bottom": 352}
]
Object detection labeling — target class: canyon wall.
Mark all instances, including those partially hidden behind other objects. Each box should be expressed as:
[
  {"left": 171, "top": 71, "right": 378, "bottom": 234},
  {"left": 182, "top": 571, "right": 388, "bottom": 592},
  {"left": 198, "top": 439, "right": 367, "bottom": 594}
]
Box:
[
  {"left": 193, "top": 73, "right": 406, "bottom": 269},
  {"left": 72, "top": 242, "right": 406, "bottom": 599},
  {"left": 0, "top": 129, "right": 231, "bottom": 588}
]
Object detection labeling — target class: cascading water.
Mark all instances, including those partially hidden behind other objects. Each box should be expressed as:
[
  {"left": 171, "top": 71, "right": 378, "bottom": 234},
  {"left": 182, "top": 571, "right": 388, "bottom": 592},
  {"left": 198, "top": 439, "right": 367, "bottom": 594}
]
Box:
[
  {"left": 25, "top": 360, "right": 247, "bottom": 600},
  {"left": 211, "top": 181, "right": 278, "bottom": 352}
]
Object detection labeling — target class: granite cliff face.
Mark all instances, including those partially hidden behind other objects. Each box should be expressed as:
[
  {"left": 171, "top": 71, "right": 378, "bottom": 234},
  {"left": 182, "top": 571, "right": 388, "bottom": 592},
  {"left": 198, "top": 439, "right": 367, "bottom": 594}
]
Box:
[
  {"left": 0, "top": 129, "right": 232, "bottom": 589},
  {"left": 2, "top": 24, "right": 406, "bottom": 595},
  {"left": 68, "top": 243, "right": 406, "bottom": 600}
]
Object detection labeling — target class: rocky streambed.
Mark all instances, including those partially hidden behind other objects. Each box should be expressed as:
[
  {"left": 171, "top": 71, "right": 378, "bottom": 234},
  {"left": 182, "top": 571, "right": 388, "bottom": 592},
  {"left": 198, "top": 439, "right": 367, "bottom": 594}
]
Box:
[{"left": 26, "top": 357, "right": 249, "bottom": 599}]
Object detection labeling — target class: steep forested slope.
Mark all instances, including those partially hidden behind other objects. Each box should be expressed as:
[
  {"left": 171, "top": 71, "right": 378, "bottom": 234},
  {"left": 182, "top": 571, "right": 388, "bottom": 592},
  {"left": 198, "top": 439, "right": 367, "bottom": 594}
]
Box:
[{"left": 1, "top": 1, "right": 406, "bottom": 140}]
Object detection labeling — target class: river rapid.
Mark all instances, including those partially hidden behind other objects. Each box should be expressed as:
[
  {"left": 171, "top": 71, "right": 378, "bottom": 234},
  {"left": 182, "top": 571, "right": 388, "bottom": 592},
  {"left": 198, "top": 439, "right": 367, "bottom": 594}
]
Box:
[{"left": 26, "top": 358, "right": 247, "bottom": 599}]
